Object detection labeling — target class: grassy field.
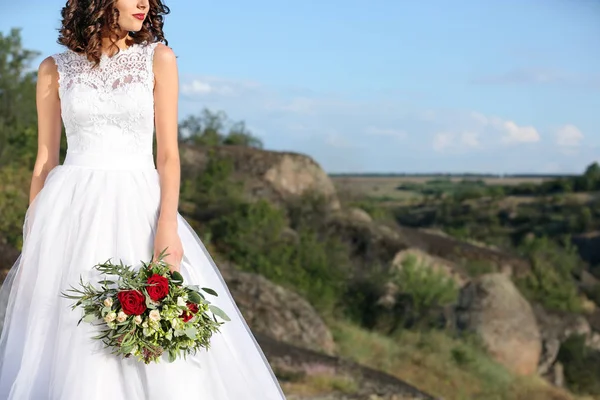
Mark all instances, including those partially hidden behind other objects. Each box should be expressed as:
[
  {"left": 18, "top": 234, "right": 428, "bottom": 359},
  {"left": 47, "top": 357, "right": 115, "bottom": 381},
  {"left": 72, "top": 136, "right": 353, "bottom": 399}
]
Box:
[
  {"left": 330, "top": 175, "right": 552, "bottom": 203},
  {"left": 328, "top": 318, "right": 581, "bottom": 400}
]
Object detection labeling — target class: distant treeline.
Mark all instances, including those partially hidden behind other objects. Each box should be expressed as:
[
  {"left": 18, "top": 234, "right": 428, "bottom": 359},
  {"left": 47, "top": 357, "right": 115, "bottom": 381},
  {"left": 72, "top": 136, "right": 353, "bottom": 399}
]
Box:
[
  {"left": 330, "top": 172, "right": 575, "bottom": 179},
  {"left": 507, "top": 163, "right": 600, "bottom": 195}
]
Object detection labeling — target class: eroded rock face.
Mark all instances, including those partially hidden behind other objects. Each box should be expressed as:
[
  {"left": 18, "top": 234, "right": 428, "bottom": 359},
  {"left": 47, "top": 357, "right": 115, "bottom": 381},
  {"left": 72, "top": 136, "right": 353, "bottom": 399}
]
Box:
[
  {"left": 255, "top": 333, "right": 436, "bottom": 400},
  {"left": 532, "top": 303, "right": 591, "bottom": 375},
  {"left": 179, "top": 144, "right": 340, "bottom": 210},
  {"left": 224, "top": 268, "right": 336, "bottom": 356},
  {"left": 572, "top": 231, "right": 600, "bottom": 271},
  {"left": 456, "top": 273, "right": 542, "bottom": 376}
]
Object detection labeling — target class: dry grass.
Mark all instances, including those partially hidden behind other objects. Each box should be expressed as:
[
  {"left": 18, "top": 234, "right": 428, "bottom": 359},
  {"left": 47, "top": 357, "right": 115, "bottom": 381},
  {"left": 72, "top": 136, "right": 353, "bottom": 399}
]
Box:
[
  {"left": 327, "top": 318, "right": 578, "bottom": 400},
  {"left": 330, "top": 175, "right": 552, "bottom": 204},
  {"left": 331, "top": 176, "right": 422, "bottom": 202},
  {"left": 280, "top": 373, "right": 359, "bottom": 397}
]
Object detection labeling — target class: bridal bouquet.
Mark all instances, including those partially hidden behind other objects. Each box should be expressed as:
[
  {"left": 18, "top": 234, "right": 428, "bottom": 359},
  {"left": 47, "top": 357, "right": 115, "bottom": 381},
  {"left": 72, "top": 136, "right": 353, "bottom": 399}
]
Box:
[{"left": 61, "top": 248, "right": 230, "bottom": 364}]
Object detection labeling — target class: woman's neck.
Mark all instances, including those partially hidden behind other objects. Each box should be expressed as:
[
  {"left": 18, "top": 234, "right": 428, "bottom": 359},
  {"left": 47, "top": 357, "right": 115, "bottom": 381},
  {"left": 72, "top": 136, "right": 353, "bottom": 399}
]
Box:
[{"left": 101, "top": 32, "right": 132, "bottom": 55}]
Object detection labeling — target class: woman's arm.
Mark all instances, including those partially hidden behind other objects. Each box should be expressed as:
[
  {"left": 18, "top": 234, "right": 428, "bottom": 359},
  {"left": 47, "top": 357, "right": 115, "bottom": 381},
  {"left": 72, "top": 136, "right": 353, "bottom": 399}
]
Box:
[
  {"left": 30, "top": 56, "right": 62, "bottom": 206},
  {"left": 152, "top": 43, "right": 183, "bottom": 270}
]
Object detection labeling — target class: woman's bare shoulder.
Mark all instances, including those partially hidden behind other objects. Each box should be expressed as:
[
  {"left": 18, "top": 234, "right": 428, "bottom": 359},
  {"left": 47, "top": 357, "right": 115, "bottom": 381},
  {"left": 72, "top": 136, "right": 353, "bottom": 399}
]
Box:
[
  {"left": 38, "top": 55, "right": 59, "bottom": 75},
  {"left": 153, "top": 43, "right": 176, "bottom": 64}
]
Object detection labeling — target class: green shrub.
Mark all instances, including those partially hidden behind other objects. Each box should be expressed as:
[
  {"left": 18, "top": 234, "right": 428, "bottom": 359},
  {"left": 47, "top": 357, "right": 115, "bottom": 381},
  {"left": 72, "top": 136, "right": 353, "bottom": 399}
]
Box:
[
  {"left": 463, "top": 259, "right": 497, "bottom": 277},
  {"left": 0, "top": 164, "right": 30, "bottom": 248},
  {"left": 557, "top": 334, "right": 600, "bottom": 395},
  {"left": 209, "top": 198, "right": 350, "bottom": 313},
  {"left": 381, "top": 254, "right": 459, "bottom": 330},
  {"left": 515, "top": 236, "right": 583, "bottom": 313},
  {"left": 393, "top": 254, "right": 458, "bottom": 312}
]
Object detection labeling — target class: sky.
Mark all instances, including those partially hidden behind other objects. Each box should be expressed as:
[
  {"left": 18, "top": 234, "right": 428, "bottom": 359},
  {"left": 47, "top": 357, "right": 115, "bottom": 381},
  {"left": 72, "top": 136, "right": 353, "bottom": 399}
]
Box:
[{"left": 1, "top": 0, "right": 599, "bottom": 174}]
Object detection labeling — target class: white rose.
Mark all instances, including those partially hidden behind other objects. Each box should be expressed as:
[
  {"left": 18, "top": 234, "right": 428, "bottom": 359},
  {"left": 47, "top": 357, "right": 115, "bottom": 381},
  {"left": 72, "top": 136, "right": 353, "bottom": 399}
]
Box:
[
  {"left": 104, "top": 312, "right": 117, "bottom": 323},
  {"left": 177, "top": 296, "right": 187, "bottom": 307},
  {"left": 171, "top": 318, "right": 183, "bottom": 330},
  {"left": 103, "top": 297, "right": 113, "bottom": 308},
  {"left": 149, "top": 309, "right": 161, "bottom": 322},
  {"left": 134, "top": 315, "right": 143, "bottom": 325},
  {"left": 116, "top": 311, "right": 127, "bottom": 323}
]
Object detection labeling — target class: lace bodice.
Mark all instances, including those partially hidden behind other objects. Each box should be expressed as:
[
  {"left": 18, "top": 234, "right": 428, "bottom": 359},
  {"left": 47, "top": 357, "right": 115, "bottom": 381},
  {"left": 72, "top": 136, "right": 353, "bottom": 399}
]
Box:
[{"left": 51, "top": 42, "right": 159, "bottom": 155}]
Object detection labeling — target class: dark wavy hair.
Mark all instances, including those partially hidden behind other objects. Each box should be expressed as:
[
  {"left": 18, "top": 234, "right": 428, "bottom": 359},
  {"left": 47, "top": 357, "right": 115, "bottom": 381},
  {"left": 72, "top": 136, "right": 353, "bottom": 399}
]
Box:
[{"left": 57, "top": 0, "right": 170, "bottom": 65}]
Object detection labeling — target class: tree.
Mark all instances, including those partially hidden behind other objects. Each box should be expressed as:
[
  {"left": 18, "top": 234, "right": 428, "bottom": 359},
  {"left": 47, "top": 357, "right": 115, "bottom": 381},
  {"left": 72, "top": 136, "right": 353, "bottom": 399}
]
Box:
[
  {"left": 178, "top": 108, "right": 263, "bottom": 149},
  {"left": 584, "top": 162, "right": 600, "bottom": 179},
  {"left": 584, "top": 162, "right": 600, "bottom": 190},
  {"left": 0, "top": 28, "right": 40, "bottom": 166}
]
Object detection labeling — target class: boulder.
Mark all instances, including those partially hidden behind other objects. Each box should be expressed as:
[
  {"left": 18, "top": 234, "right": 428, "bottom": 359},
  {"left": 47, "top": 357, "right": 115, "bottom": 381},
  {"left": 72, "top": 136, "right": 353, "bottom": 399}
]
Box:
[
  {"left": 532, "top": 303, "right": 591, "bottom": 374},
  {"left": 326, "top": 213, "right": 410, "bottom": 270},
  {"left": 345, "top": 207, "right": 373, "bottom": 224},
  {"left": 396, "top": 226, "right": 531, "bottom": 278},
  {"left": 179, "top": 144, "right": 340, "bottom": 210},
  {"left": 224, "top": 267, "right": 336, "bottom": 356},
  {"left": 456, "top": 273, "right": 542, "bottom": 375},
  {"left": 255, "top": 333, "right": 436, "bottom": 400}
]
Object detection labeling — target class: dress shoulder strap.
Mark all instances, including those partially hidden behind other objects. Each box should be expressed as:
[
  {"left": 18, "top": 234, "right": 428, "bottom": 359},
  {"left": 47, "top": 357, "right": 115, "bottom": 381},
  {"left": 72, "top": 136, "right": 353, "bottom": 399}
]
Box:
[
  {"left": 140, "top": 42, "right": 160, "bottom": 87},
  {"left": 50, "top": 50, "right": 89, "bottom": 97}
]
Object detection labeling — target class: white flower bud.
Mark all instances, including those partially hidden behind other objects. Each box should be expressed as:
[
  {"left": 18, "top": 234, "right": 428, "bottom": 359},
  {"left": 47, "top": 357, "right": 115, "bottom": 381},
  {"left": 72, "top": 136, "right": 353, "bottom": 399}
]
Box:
[
  {"left": 103, "top": 297, "right": 113, "bottom": 308},
  {"left": 149, "top": 309, "right": 161, "bottom": 322},
  {"left": 116, "top": 311, "right": 127, "bottom": 323},
  {"left": 104, "top": 312, "right": 117, "bottom": 323}
]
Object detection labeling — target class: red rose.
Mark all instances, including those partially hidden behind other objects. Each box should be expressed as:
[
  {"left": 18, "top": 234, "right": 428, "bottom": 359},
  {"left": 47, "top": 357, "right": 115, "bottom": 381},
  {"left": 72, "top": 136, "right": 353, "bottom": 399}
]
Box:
[
  {"left": 117, "top": 290, "right": 147, "bottom": 315},
  {"left": 146, "top": 274, "right": 169, "bottom": 301},
  {"left": 181, "top": 302, "right": 199, "bottom": 322}
]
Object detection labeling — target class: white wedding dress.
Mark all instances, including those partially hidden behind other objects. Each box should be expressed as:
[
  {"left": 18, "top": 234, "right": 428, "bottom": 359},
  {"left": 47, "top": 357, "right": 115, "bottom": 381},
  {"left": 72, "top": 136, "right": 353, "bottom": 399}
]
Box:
[{"left": 0, "top": 42, "right": 287, "bottom": 400}]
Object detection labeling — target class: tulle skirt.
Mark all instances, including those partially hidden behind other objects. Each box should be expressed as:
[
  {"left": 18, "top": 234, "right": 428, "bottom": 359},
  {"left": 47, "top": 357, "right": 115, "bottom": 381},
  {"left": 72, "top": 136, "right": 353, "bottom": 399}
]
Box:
[{"left": 0, "top": 151, "right": 286, "bottom": 400}]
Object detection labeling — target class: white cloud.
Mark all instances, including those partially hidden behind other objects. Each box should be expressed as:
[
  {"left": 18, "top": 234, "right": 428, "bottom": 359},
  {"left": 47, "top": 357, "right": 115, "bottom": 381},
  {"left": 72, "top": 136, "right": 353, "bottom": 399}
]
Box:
[
  {"left": 181, "top": 80, "right": 213, "bottom": 95},
  {"left": 325, "top": 133, "right": 355, "bottom": 148},
  {"left": 469, "top": 111, "right": 489, "bottom": 126},
  {"left": 490, "top": 118, "right": 540, "bottom": 144},
  {"left": 181, "top": 77, "right": 260, "bottom": 97},
  {"left": 555, "top": 124, "right": 584, "bottom": 147},
  {"left": 433, "top": 131, "right": 480, "bottom": 153},
  {"left": 365, "top": 127, "right": 407, "bottom": 140},
  {"left": 461, "top": 131, "right": 480, "bottom": 148},
  {"left": 472, "top": 68, "right": 600, "bottom": 90},
  {"left": 433, "top": 132, "right": 453, "bottom": 152}
]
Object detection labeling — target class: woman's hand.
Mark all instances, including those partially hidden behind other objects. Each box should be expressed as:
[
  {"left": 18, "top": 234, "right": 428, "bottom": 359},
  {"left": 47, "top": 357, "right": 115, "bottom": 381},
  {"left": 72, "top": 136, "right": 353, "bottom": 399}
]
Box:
[{"left": 153, "top": 220, "right": 183, "bottom": 273}]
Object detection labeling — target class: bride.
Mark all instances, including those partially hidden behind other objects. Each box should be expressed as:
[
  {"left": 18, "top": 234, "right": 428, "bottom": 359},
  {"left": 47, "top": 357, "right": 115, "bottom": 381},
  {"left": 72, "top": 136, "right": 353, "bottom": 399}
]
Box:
[{"left": 0, "top": 0, "right": 287, "bottom": 399}]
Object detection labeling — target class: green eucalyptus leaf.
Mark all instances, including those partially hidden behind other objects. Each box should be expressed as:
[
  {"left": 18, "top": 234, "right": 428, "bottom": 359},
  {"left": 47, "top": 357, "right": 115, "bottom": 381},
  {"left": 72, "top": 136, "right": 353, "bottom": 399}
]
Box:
[
  {"left": 83, "top": 313, "right": 96, "bottom": 323},
  {"left": 184, "top": 327, "right": 197, "bottom": 340},
  {"left": 208, "top": 305, "right": 230, "bottom": 322},
  {"left": 171, "top": 271, "right": 184, "bottom": 283},
  {"left": 201, "top": 287, "right": 218, "bottom": 296},
  {"left": 187, "top": 291, "right": 203, "bottom": 304},
  {"left": 145, "top": 296, "right": 157, "bottom": 309}
]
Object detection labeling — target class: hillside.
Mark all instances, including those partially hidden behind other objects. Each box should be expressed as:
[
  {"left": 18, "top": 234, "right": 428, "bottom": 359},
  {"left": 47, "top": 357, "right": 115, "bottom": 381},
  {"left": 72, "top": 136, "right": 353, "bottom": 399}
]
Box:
[{"left": 1, "top": 30, "right": 598, "bottom": 399}]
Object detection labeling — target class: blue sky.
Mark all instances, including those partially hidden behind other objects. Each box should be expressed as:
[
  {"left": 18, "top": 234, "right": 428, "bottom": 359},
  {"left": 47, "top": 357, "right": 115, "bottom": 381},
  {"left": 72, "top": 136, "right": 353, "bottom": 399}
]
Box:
[{"left": 2, "top": 0, "right": 599, "bottom": 174}]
